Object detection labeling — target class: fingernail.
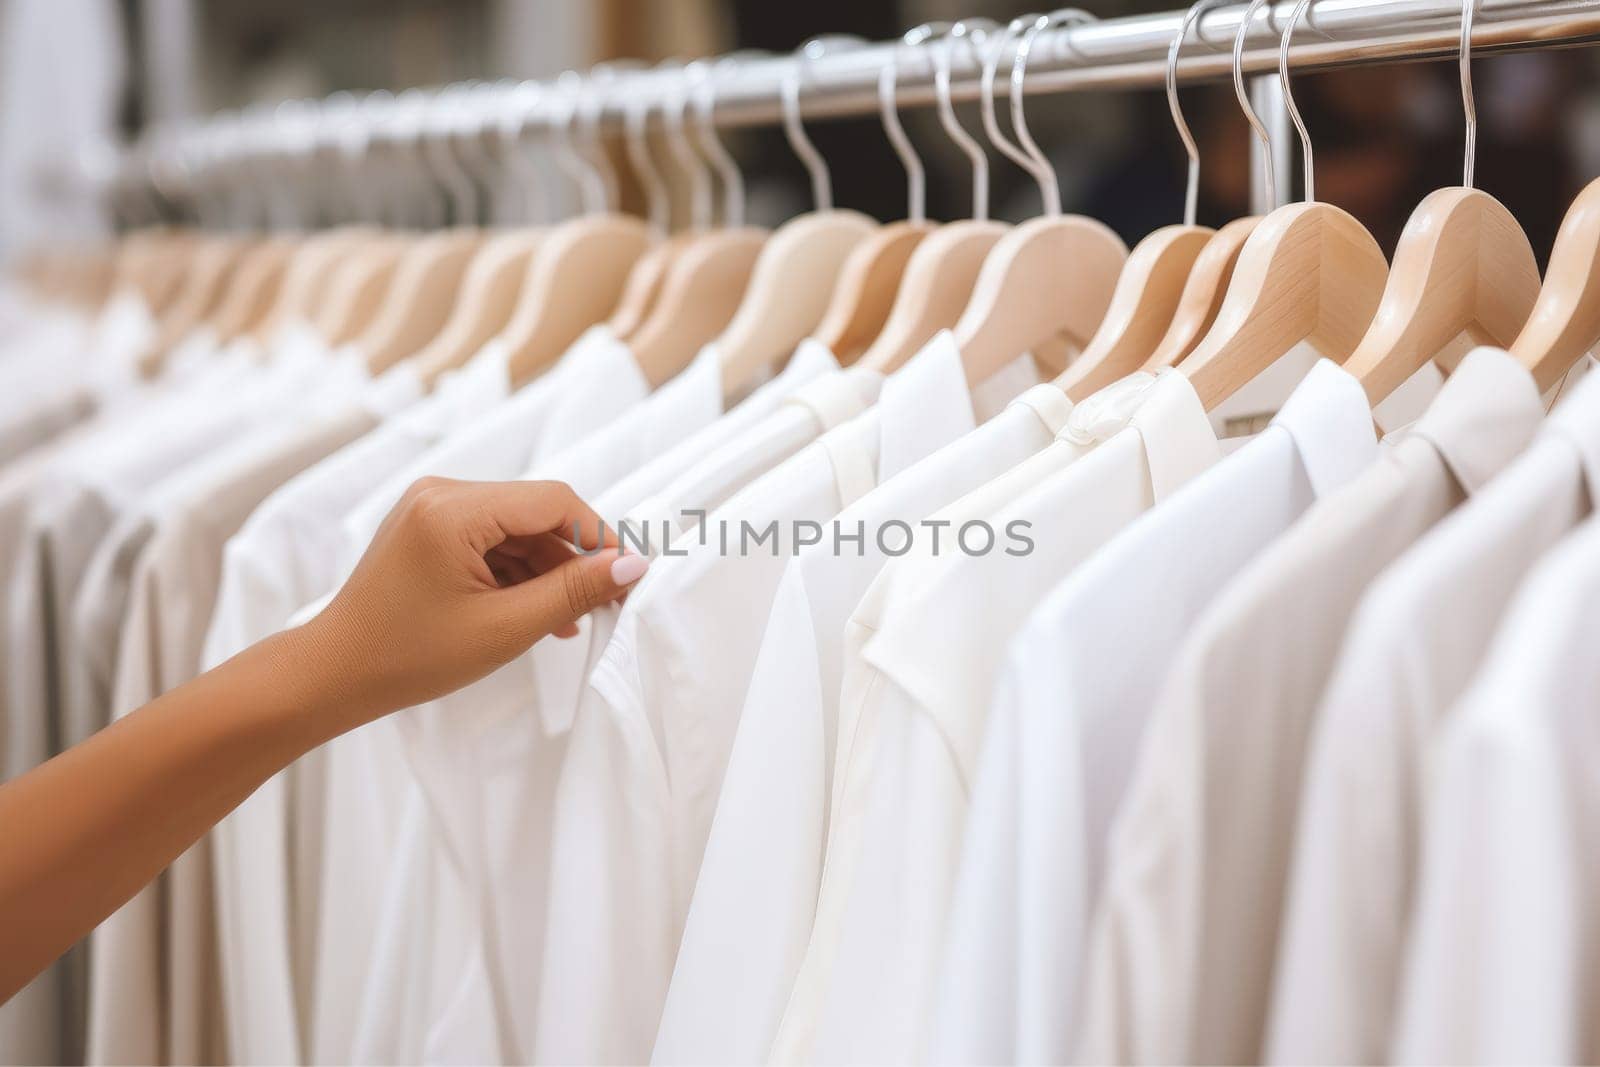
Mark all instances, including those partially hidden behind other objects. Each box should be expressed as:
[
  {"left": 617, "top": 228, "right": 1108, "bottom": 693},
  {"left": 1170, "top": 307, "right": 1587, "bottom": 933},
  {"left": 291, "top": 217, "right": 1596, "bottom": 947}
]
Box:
[{"left": 611, "top": 552, "right": 649, "bottom": 586}]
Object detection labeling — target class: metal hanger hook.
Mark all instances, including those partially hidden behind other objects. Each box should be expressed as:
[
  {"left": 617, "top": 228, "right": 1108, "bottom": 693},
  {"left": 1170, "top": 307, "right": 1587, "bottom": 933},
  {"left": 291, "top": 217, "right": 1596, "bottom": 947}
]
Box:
[
  {"left": 928, "top": 19, "right": 997, "bottom": 222},
  {"left": 1233, "top": 0, "right": 1277, "bottom": 210},
  {"left": 553, "top": 70, "right": 606, "bottom": 215},
  {"left": 622, "top": 75, "right": 670, "bottom": 234},
  {"left": 881, "top": 27, "right": 930, "bottom": 224},
  {"left": 577, "top": 67, "right": 623, "bottom": 211},
  {"left": 1170, "top": 0, "right": 1232, "bottom": 224},
  {"left": 1280, "top": 0, "right": 1319, "bottom": 202},
  {"left": 669, "top": 62, "right": 714, "bottom": 230},
  {"left": 783, "top": 35, "right": 866, "bottom": 212},
  {"left": 692, "top": 55, "right": 750, "bottom": 228},
  {"left": 979, "top": 15, "right": 1053, "bottom": 215},
  {"left": 1460, "top": 0, "right": 1477, "bottom": 188},
  {"left": 1013, "top": 9, "right": 1097, "bottom": 218}
]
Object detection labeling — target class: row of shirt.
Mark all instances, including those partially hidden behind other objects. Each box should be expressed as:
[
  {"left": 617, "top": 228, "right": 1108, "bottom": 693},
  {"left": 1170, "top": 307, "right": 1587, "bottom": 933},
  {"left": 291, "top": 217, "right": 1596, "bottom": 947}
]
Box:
[{"left": 0, "top": 272, "right": 1596, "bottom": 1067}]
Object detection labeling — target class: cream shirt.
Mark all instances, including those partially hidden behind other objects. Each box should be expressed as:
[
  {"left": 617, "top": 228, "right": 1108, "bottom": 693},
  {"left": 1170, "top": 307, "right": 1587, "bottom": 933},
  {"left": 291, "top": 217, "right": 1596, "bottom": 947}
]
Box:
[
  {"left": 1076, "top": 347, "right": 1549, "bottom": 1065},
  {"left": 655, "top": 364, "right": 1076, "bottom": 1066},
  {"left": 533, "top": 338, "right": 1038, "bottom": 1065},
  {"left": 1269, "top": 359, "right": 1600, "bottom": 1066},
  {"left": 931, "top": 358, "right": 1384, "bottom": 1067},
  {"left": 1391, "top": 512, "right": 1600, "bottom": 1065}
]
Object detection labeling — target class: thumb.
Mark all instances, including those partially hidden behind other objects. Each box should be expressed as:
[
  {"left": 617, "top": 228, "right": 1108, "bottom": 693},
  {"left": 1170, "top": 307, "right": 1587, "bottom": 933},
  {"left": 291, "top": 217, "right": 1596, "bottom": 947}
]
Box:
[{"left": 490, "top": 547, "right": 650, "bottom": 646}]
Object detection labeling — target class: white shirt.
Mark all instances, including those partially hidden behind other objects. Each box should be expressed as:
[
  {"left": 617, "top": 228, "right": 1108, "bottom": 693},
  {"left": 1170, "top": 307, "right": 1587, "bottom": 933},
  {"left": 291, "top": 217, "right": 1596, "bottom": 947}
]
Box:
[
  {"left": 1391, "top": 513, "right": 1600, "bottom": 1065},
  {"left": 1075, "top": 347, "right": 1548, "bottom": 1066},
  {"left": 931, "top": 358, "right": 1382, "bottom": 1066},
  {"left": 534, "top": 338, "right": 1038, "bottom": 1065},
  {"left": 655, "top": 366, "right": 1076, "bottom": 1065},
  {"left": 204, "top": 357, "right": 522, "bottom": 1067},
  {"left": 334, "top": 328, "right": 653, "bottom": 1066},
  {"left": 770, "top": 364, "right": 1246, "bottom": 1066},
  {"left": 1269, "top": 359, "right": 1600, "bottom": 1066}
]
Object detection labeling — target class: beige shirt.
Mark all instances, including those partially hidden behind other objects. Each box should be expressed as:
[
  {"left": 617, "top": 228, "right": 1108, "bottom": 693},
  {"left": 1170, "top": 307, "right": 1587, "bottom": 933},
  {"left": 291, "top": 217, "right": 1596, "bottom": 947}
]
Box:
[
  {"left": 1076, "top": 347, "right": 1550, "bottom": 1065},
  {"left": 84, "top": 404, "right": 376, "bottom": 1066}
]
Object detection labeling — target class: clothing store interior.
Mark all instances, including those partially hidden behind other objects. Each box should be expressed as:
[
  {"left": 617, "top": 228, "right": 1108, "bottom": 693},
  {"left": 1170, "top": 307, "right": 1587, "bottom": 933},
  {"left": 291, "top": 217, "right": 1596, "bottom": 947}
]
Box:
[{"left": 4, "top": 0, "right": 1600, "bottom": 1065}]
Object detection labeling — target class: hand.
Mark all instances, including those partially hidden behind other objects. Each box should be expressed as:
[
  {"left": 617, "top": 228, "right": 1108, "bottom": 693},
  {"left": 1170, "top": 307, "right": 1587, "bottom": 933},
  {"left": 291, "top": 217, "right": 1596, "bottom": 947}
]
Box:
[{"left": 298, "top": 477, "right": 648, "bottom": 729}]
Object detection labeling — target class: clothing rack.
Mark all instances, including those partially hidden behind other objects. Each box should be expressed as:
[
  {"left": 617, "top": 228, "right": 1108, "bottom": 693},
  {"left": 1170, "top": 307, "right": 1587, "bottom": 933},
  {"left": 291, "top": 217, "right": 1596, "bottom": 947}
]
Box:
[{"left": 119, "top": 0, "right": 1600, "bottom": 211}]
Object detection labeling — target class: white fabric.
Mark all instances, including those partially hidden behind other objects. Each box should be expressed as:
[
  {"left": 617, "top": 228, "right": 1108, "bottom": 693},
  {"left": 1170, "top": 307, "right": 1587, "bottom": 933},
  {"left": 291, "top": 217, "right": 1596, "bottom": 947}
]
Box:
[
  {"left": 534, "top": 338, "right": 1038, "bottom": 1065},
  {"left": 1269, "top": 360, "right": 1600, "bottom": 1066},
  {"left": 85, "top": 397, "right": 377, "bottom": 1067},
  {"left": 932, "top": 358, "right": 1381, "bottom": 1066},
  {"left": 1076, "top": 347, "right": 1548, "bottom": 1065},
  {"left": 768, "top": 365, "right": 1235, "bottom": 1066},
  {"left": 655, "top": 370, "right": 1076, "bottom": 1066},
  {"left": 1391, "top": 512, "right": 1600, "bottom": 1065},
  {"left": 336, "top": 328, "right": 652, "bottom": 1066}
]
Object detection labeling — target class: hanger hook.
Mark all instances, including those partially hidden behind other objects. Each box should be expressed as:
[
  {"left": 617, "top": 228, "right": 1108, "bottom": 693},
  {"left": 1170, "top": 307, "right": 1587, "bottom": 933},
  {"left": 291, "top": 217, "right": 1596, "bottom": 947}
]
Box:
[
  {"left": 578, "top": 67, "right": 623, "bottom": 212},
  {"left": 783, "top": 36, "right": 867, "bottom": 212},
  {"left": 1279, "top": 0, "right": 1318, "bottom": 202},
  {"left": 671, "top": 62, "right": 715, "bottom": 230},
  {"left": 1233, "top": 0, "right": 1277, "bottom": 210},
  {"left": 552, "top": 71, "right": 606, "bottom": 215},
  {"left": 1011, "top": 9, "right": 1097, "bottom": 218},
  {"left": 691, "top": 55, "right": 748, "bottom": 228},
  {"left": 881, "top": 27, "right": 929, "bottom": 224},
  {"left": 497, "top": 81, "right": 551, "bottom": 224},
  {"left": 979, "top": 17, "right": 1039, "bottom": 201},
  {"left": 1460, "top": 0, "right": 1477, "bottom": 188},
  {"left": 425, "top": 88, "right": 482, "bottom": 226},
  {"left": 1170, "top": 0, "right": 1231, "bottom": 224},
  {"left": 919, "top": 20, "right": 996, "bottom": 222},
  {"left": 622, "top": 75, "right": 670, "bottom": 234}
]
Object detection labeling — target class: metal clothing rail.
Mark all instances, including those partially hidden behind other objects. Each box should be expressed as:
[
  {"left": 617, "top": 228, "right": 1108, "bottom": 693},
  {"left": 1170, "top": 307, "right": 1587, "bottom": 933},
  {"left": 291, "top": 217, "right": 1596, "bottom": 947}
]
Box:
[{"left": 124, "top": 0, "right": 1600, "bottom": 193}]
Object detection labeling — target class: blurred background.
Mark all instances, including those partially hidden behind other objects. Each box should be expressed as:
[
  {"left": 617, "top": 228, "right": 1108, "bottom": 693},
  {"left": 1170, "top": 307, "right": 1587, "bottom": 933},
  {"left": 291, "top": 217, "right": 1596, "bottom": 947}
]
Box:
[{"left": 3, "top": 0, "right": 1598, "bottom": 267}]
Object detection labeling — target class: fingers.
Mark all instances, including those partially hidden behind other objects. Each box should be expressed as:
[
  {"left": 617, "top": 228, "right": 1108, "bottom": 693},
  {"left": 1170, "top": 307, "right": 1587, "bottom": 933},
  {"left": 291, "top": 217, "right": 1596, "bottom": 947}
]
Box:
[
  {"left": 463, "top": 479, "right": 618, "bottom": 553},
  {"left": 490, "top": 547, "right": 650, "bottom": 647}
]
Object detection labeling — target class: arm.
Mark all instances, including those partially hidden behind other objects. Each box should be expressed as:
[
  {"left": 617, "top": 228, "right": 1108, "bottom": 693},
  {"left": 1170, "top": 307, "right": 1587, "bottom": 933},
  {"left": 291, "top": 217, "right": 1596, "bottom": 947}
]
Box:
[{"left": 0, "top": 477, "right": 648, "bottom": 1004}]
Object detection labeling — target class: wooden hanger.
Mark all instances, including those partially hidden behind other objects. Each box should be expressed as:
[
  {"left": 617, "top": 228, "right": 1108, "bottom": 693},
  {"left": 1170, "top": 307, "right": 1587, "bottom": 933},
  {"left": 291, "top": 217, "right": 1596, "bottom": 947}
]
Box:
[
  {"left": 631, "top": 227, "right": 767, "bottom": 385},
  {"left": 406, "top": 228, "right": 546, "bottom": 384},
  {"left": 1511, "top": 177, "right": 1600, "bottom": 392},
  {"left": 359, "top": 228, "right": 487, "bottom": 373},
  {"left": 1343, "top": 0, "right": 1540, "bottom": 405},
  {"left": 1057, "top": 226, "right": 1213, "bottom": 399},
  {"left": 947, "top": 14, "right": 1128, "bottom": 383},
  {"left": 713, "top": 42, "right": 878, "bottom": 396},
  {"left": 1178, "top": 0, "right": 1390, "bottom": 411},
  {"left": 1144, "top": 216, "right": 1261, "bottom": 369},
  {"left": 314, "top": 237, "right": 410, "bottom": 345},
  {"left": 252, "top": 228, "right": 377, "bottom": 341},
  {"left": 1342, "top": 188, "right": 1538, "bottom": 405},
  {"left": 208, "top": 236, "right": 299, "bottom": 342},
  {"left": 135, "top": 235, "right": 258, "bottom": 375},
  {"left": 855, "top": 20, "right": 1028, "bottom": 378},
  {"left": 1059, "top": 0, "right": 1249, "bottom": 398},
  {"left": 609, "top": 233, "right": 695, "bottom": 340},
  {"left": 497, "top": 214, "right": 654, "bottom": 385}
]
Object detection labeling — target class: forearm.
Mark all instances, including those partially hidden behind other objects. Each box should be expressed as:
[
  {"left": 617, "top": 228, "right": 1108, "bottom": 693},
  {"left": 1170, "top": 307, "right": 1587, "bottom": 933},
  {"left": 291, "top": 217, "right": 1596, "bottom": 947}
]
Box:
[{"left": 0, "top": 622, "right": 353, "bottom": 1004}]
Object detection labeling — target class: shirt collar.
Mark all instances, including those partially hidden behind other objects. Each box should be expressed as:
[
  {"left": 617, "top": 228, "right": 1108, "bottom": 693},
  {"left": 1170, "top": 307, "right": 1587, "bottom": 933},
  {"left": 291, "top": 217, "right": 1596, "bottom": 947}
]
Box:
[
  {"left": 1401, "top": 346, "right": 1543, "bottom": 495},
  {"left": 1269, "top": 359, "right": 1380, "bottom": 498},
  {"left": 645, "top": 341, "right": 723, "bottom": 438},
  {"left": 876, "top": 331, "right": 978, "bottom": 479},
  {"left": 1063, "top": 370, "right": 1222, "bottom": 502},
  {"left": 1543, "top": 358, "right": 1600, "bottom": 506}
]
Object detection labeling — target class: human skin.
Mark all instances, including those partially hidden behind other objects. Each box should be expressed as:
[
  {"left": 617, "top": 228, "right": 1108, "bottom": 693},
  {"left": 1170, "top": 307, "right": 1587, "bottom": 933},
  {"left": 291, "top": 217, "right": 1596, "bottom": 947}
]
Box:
[{"left": 0, "top": 477, "right": 649, "bottom": 1004}]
